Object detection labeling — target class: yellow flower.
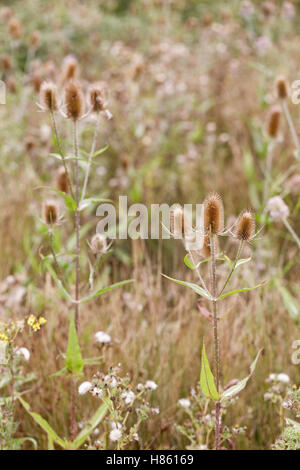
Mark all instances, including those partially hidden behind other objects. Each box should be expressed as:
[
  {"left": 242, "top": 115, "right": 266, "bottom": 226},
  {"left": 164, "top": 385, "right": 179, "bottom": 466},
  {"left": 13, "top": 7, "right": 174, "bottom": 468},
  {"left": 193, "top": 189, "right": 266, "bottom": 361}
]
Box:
[
  {"left": 27, "top": 315, "right": 47, "bottom": 332},
  {"left": 0, "top": 331, "right": 9, "bottom": 343}
]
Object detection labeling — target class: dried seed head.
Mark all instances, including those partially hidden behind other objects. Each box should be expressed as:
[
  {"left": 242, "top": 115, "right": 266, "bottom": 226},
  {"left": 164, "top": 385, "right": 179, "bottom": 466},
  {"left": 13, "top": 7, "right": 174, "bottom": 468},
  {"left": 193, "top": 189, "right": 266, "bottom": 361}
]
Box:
[
  {"left": 276, "top": 76, "right": 288, "bottom": 100},
  {"left": 65, "top": 80, "right": 84, "bottom": 120},
  {"left": 202, "top": 233, "right": 219, "bottom": 258},
  {"left": 1, "top": 7, "right": 13, "bottom": 21},
  {"left": 8, "top": 18, "right": 22, "bottom": 39},
  {"left": 267, "top": 105, "right": 281, "bottom": 138},
  {"left": 91, "top": 233, "right": 107, "bottom": 255},
  {"left": 89, "top": 84, "right": 105, "bottom": 112},
  {"left": 235, "top": 210, "right": 255, "bottom": 241},
  {"left": 1, "top": 53, "right": 12, "bottom": 71},
  {"left": 62, "top": 55, "right": 78, "bottom": 81},
  {"left": 29, "top": 31, "right": 40, "bottom": 47},
  {"left": 40, "top": 81, "right": 58, "bottom": 111},
  {"left": 56, "top": 166, "right": 69, "bottom": 193},
  {"left": 31, "top": 73, "right": 43, "bottom": 93},
  {"left": 44, "top": 200, "right": 58, "bottom": 225},
  {"left": 204, "top": 192, "right": 224, "bottom": 235}
]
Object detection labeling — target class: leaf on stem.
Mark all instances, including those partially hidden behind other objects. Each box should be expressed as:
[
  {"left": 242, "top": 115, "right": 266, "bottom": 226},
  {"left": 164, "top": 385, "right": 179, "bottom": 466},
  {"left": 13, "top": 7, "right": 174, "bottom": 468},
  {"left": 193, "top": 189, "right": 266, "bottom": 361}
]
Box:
[
  {"left": 200, "top": 343, "right": 219, "bottom": 401},
  {"left": 80, "top": 279, "right": 134, "bottom": 304},
  {"left": 162, "top": 274, "right": 212, "bottom": 300},
  {"left": 65, "top": 312, "right": 84, "bottom": 374},
  {"left": 217, "top": 282, "right": 266, "bottom": 301}
]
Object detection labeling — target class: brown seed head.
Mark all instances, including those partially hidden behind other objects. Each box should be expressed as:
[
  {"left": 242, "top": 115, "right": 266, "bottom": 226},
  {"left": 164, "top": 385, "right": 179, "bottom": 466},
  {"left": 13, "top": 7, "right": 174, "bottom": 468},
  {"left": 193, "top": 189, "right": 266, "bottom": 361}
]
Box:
[
  {"left": 267, "top": 105, "right": 281, "bottom": 138},
  {"left": 8, "top": 18, "right": 22, "bottom": 39},
  {"left": 276, "top": 76, "right": 288, "bottom": 100},
  {"left": 40, "top": 81, "right": 58, "bottom": 111},
  {"left": 91, "top": 233, "right": 107, "bottom": 255},
  {"left": 235, "top": 210, "right": 255, "bottom": 241},
  {"left": 89, "top": 84, "right": 105, "bottom": 112},
  {"left": 65, "top": 80, "right": 84, "bottom": 120},
  {"left": 1, "top": 7, "right": 13, "bottom": 21},
  {"left": 44, "top": 200, "right": 58, "bottom": 225},
  {"left": 29, "top": 31, "right": 40, "bottom": 47},
  {"left": 204, "top": 192, "right": 224, "bottom": 235},
  {"left": 31, "top": 73, "right": 43, "bottom": 93},
  {"left": 62, "top": 55, "right": 78, "bottom": 81},
  {"left": 56, "top": 166, "right": 69, "bottom": 193},
  {"left": 1, "top": 53, "right": 12, "bottom": 71}
]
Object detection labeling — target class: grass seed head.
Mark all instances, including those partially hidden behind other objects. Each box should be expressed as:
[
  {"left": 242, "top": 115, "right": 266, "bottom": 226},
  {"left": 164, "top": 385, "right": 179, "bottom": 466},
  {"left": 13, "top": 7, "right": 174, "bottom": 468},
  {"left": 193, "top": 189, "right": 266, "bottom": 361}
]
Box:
[
  {"left": 235, "top": 210, "right": 255, "bottom": 241},
  {"left": 204, "top": 192, "right": 224, "bottom": 235},
  {"left": 267, "top": 105, "right": 281, "bottom": 138},
  {"left": 40, "top": 81, "right": 59, "bottom": 111},
  {"left": 65, "top": 80, "right": 84, "bottom": 120}
]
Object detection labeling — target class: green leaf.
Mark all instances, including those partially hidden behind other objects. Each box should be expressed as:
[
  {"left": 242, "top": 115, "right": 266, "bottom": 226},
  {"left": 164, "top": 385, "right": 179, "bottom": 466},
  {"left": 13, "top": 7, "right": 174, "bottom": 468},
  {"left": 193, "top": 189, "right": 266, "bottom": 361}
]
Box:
[
  {"left": 72, "top": 402, "right": 108, "bottom": 449},
  {"left": 65, "top": 313, "right": 84, "bottom": 374},
  {"left": 162, "top": 274, "right": 212, "bottom": 300},
  {"left": 217, "top": 282, "right": 266, "bottom": 301},
  {"left": 17, "top": 395, "right": 67, "bottom": 449},
  {"left": 80, "top": 279, "right": 134, "bottom": 304},
  {"left": 10, "top": 437, "right": 38, "bottom": 450},
  {"left": 50, "top": 367, "right": 68, "bottom": 378},
  {"left": 235, "top": 257, "right": 252, "bottom": 268},
  {"left": 276, "top": 281, "right": 299, "bottom": 322},
  {"left": 41, "top": 255, "right": 72, "bottom": 302},
  {"left": 200, "top": 343, "right": 219, "bottom": 401},
  {"left": 184, "top": 253, "right": 197, "bottom": 270},
  {"left": 221, "top": 349, "right": 262, "bottom": 401},
  {"left": 78, "top": 197, "right": 112, "bottom": 212},
  {"left": 37, "top": 186, "right": 77, "bottom": 212},
  {"left": 83, "top": 356, "right": 103, "bottom": 366}
]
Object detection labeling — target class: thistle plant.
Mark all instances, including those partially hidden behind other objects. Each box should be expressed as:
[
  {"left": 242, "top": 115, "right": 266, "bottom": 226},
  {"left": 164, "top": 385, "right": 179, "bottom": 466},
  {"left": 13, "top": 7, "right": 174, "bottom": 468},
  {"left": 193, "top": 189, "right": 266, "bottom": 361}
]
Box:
[
  {"left": 17, "top": 59, "right": 134, "bottom": 447},
  {"left": 163, "top": 193, "right": 263, "bottom": 450}
]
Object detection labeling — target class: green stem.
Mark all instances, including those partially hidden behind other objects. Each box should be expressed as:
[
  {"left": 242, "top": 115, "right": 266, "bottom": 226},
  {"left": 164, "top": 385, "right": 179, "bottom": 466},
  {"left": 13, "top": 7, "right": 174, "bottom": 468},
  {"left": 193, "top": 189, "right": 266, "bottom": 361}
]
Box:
[{"left": 218, "top": 241, "right": 243, "bottom": 297}]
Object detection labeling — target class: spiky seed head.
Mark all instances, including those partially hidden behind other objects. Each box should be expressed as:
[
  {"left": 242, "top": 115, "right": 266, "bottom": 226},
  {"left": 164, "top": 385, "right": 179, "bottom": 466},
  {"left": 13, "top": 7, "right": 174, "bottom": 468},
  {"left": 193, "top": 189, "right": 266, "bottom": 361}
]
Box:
[
  {"left": 91, "top": 233, "right": 107, "bottom": 255},
  {"left": 40, "top": 81, "right": 58, "bottom": 111},
  {"left": 235, "top": 210, "right": 255, "bottom": 241},
  {"left": 44, "top": 200, "right": 58, "bottom": 225},
  {"left": 276, "top": 76, "right": 288, "bottom": 100},
  {"left": 8, "top": 18, "right": 22, "bottom": 39},
  {"left": 56, "top": 166, "right": 69, "bottom": 193},
  {"left": 204, "top": 192, "right": 224, "bottom": 235},
  {"left": 29, "top": 31, "right": 40, "bottom": 47},
  {"left": 89, "top": 84, "right": 105, "bottom": 112},
  {"left": 31, "top": 73, "right": 42, "bottom": 93},
  {"left": 267, "top": 105, "right": 281, "bottom": 138},
  {"left": 1, "top": 53, "right": 12, "bottom": 70},
  {"left": 65, "top": 80, "right": 84, "bottom": 120},
  {"left": 62, "top": 55, "right": 78, "bottom": 81}
]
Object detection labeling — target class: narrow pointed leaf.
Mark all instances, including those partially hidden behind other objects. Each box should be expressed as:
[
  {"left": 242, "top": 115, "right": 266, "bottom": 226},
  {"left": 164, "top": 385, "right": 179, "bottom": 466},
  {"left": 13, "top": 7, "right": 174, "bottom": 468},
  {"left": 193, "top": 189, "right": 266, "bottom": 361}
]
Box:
[
  {"left": 217, "top": 282, "right": 266, "bottom": 301},
  {"left": 221, "top": 349, "right": 262, "bottom": 401},
  {"left": 162, "top": 274, "right": 212, "bottom": 300},
  {"left": 200, "top": 343, "right": 219, "bottom": 401},
  {"left": 41, "top": 255, "right": 72, "bottom": 302},
  {"left": 65, "top": 313, "right": 84, "bottom": 374},
  {"left": 72, "top": 402, "right": 108, "bottom": 448},
  {"left": 80, "top": 279, "right": 134, "bottom": 304}
]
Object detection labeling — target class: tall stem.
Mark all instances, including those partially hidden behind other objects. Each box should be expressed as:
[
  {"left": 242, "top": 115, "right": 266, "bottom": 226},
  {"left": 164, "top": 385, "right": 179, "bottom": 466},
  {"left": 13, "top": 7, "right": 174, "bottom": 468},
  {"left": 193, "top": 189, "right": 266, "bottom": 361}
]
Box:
[
  {"left": 282, "top": 99, "right": 300, "bottom": 154},
  {"left": 210, "top": 232, "right": 221, "bottom": 450},
  {"left": 50, "top": 110, "right": 74, "bottom": 200},
  {"left": 74, "top": 120, "right": 80, "bottom": 332},
  {"left": 81, "top": 112, "right": 101, "bottom": 202},
  {"left": 263, "top": 140, "right": 275, "bottom": 208},
  {"left": 283, "top": 217, "right": 300, "bottom": 250},
  {"left": 218, "top": 241, "right": 243, "bottom": 297}
]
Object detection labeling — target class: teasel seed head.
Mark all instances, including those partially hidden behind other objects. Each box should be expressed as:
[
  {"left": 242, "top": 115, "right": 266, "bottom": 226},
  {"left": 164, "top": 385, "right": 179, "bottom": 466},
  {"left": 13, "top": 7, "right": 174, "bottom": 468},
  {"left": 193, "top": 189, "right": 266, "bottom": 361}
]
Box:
[
  {"left": 44, "top": 200, "right": 58, "bottom": 225},
  {"left": 62, "top": 55, "right": 78, "bottom": 82},
  {"left": 8, "top": 18, "right": 22, "bottom": 40},
  {"left": 40, "top": 81, "right": 59, "bottom": 112},
  {"left": 276, "top": 76, "right": 288, "bottom": 100},
  {"left": 1, "top": 53, "right": 12, "bottom": 71},
  {"left": 89, "top": 84, "right": 105, "bottom": 113},
  {"left": 170, "top": 206, "right": 193, "bottom": 238},
  {"left": 235, "top": 210, "right": 255, "bottom": 241},
  {"left": 65, "top": 80, "right": 84, "bottom": 120},
  {"left": 267, "top": 105, "right": 281, "bottom": 138},
  {"left": 91, "top": 233, "right": 107, "bottom": 255},
  {"left": 56, "top": 166, "right": 69, "bottom": 193},
  {"left": 204, "top": 192, "right": 224, "bottom": 235},
  {"left": 29, "top": 30, "right": 40, "bottom": 47}
]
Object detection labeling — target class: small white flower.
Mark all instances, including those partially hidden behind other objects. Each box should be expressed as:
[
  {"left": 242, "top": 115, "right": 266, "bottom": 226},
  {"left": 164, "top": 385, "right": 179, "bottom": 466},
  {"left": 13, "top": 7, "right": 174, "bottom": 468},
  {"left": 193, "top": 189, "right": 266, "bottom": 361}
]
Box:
[
  {"left": 109, "top": 428, "right": 122, "bottom": 442},
  {"left": 122, "top": 391, "right": 135, "bottom": 405},
  {"left": 92, "top": 387, "right": 103, "bottom": 398},
  {"left": 111, "top": 422, "right": 122, "bottom": 430},
  {"left": 277, "top": 373, "right": 290, "bottom": 383},
  {"left": 268, "top": 373, "right": 277, "bottom": 381},
  {"left": 145, "top": 380, "right": 158, "bottom": 390},
  {"left": 15, "top": 347, "right": 30, "bottom": 361},
  {"left": 264, "top": 392, "right": 272, "bottom": 402},
  {"left": 136, "top": 383, "right": 143, "bottom": 391},
  {"left": 132, "top": 433, "right": 139, "bottom": 441},
  {"left": 78, "top": 381, "right": 93, "bottom": 395},
  {"left": 267, "top": 196, "right": 289, "bottom": 221},
  {"left": 95, "top": 331, "right": 111, "bottom": 344},
  {"left": 199, "top": 444, "right": 208, "bottom": 450},
  {"left": 178, "top": 398, "right": 191, "bottom": 409},
  {"left": 151, "top": 407, "right": 160, "bottom": 415}
]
